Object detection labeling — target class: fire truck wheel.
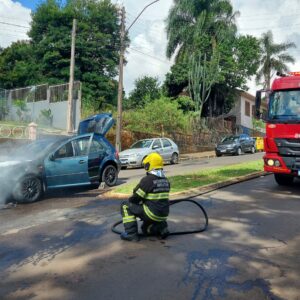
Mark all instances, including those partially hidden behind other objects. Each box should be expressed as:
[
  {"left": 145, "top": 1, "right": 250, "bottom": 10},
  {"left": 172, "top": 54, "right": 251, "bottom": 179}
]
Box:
[{"left": 274, "top": 174, "right": 294, "bottom": 186}]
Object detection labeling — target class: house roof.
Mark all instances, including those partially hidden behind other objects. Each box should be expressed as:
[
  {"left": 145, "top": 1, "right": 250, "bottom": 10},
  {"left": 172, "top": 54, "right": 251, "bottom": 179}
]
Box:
[{"left": 238, "top": 90, "right": 255, "bottom": 102}]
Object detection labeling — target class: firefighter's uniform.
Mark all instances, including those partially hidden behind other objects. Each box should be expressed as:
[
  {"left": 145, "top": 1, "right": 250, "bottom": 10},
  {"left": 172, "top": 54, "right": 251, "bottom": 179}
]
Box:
[{"left": 120, "top": 153, "right": 170, "bottom": 241}]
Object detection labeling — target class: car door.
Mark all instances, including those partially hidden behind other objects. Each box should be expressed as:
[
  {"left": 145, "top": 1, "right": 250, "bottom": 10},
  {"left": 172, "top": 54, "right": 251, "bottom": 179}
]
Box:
[
  {"left": 239, "top": 135, "right": 247, "bottom": 152},
  {"left": 152, "top": 139, "right": 163, "bottom": 156},
  {"left": 244, "top": 136, "right": 251, "bottom": 151},
  {"left": 161, "top": 138, "right": 173, "bottom": 161},
  {"left": 45, "top": 136, "right": 91, "bottom": 188},
  {"left": 87, "top": 135, "right": 108, "bottom": 182}
]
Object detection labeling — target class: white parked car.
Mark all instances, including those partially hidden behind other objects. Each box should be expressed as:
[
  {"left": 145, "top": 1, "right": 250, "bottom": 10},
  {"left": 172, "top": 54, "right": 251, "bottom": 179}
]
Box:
[{"left": 119, "top": 138, "right": 179, "bottom": 168}]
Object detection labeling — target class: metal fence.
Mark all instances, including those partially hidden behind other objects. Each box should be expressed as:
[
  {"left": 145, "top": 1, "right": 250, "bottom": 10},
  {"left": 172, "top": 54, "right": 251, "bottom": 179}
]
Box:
[
  {"left": 0, "top": 123, "right": 29, "bottom": 139},
  {"left": 0, "top": 89, "right": 9, "bottom": 120}
]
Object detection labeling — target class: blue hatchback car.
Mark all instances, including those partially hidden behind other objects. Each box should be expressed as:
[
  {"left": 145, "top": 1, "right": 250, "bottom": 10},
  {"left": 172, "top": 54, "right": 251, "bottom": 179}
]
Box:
[{"left": 0, "top": 113, "right": 121, "bottom": 203}]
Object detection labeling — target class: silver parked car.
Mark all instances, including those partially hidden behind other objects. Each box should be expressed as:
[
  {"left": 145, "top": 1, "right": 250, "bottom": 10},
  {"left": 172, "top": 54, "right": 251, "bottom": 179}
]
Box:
[{"left": 119, "top": 138, "right": 179, "bottom": 168}]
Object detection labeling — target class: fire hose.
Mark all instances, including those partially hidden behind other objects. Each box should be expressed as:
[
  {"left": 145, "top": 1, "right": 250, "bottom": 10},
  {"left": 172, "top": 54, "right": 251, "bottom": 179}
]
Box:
[{"left": 111, "top": 197, "right": 209, "bottom": 236}]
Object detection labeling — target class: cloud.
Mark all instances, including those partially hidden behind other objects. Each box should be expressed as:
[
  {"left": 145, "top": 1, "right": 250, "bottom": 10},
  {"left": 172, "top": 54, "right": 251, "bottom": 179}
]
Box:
[
  {"left": 124, "top": 19, "right": 172, "bottom": 92},
  {"left": 0, "top": 0, "right": 31, "bottom": 48},
  {"left": 232, "top": 0, "right": 300, "bottom": 93}
]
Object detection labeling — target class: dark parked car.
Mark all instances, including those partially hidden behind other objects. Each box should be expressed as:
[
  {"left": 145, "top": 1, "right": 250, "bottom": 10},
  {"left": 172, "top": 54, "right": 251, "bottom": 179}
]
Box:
[
  {"left": 0, "top": 113, "right": 121, "bottom": 203},
  {"left": 215, "top": 134, "right": 256, "bottom": 157}
]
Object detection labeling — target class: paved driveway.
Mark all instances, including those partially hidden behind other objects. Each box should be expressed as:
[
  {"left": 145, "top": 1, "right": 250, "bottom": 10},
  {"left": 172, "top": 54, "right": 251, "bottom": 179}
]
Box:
[{"left": 0, "top": 174, "right": 299, "bottom": 300}]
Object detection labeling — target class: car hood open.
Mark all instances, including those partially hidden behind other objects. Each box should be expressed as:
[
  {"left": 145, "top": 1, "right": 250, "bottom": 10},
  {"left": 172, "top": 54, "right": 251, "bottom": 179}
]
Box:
[{"left": 78, "top": 113, "right": 114, "bottom": 136}]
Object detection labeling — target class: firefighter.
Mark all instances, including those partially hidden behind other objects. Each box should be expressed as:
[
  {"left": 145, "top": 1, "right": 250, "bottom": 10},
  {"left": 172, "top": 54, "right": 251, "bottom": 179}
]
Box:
[{"left": 120, "top": 152, "right": 170, "bottom": 242}]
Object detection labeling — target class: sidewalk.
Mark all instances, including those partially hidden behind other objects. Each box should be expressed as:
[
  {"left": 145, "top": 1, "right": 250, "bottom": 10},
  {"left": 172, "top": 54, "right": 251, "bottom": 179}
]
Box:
[{"left": 180, "top": 150, "right": 216, "bottom": 161}]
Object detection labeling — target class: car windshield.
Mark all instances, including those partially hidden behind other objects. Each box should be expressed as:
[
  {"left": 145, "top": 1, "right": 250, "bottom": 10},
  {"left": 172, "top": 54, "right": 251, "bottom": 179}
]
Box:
[
  {"left": 130, "top": 139, "right": 153, "bottom": 149},
  {"left": 221, "top": 136, "right": 239, "bottom": 143},
  {"left": 269, "top": 90, "right": 300, "bottom": 122}
]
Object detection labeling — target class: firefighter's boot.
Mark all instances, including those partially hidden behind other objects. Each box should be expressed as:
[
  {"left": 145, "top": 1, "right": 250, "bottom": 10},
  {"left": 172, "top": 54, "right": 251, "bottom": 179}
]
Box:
[
  {"left": 158, "top": 221, "right": 169, "bottom": 239},
  {"left": 120, "top": 232, "right": 139, "bottom": 242}
]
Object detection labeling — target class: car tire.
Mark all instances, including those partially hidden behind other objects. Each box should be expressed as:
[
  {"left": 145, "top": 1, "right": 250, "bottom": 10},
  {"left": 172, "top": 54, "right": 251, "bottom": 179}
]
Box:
[
  {"left": 274, "top": 174, "right": 294, "bottom": 186},
  {"left": 101, "top": 165, "right": 118, "bottom": 187},
  {"left": 250, "top": 146, "right": 256, "bottom": 154},
  {"left": 236, "top": 147, "right": 242, "bottom": 156},
  {"left": 216, "top": 152, "right": 222, "bottom": 157},
  {"left": 121, "top": 166, "right": 127, "bottom": 170},
  {"left": 13, "top": 175, "right": 43, "bottom": 203},
  {"left": 170, "top": 153, "right": 179, "bottom": 164}
]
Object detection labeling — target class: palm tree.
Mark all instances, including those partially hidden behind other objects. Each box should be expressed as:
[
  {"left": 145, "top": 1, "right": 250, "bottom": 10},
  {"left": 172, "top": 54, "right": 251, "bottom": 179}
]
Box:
[
  {"left": 166, "top": 0, "right": 238, "bottom": 61},
  {"left": 256, "top": 30, "right": 296, "bottom": 89}
]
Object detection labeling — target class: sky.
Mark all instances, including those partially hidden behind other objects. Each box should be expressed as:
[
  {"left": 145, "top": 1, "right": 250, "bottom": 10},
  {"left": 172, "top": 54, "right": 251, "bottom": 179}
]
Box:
[{"left": 1, "top": 0, "right": 300, "bottom": 95}]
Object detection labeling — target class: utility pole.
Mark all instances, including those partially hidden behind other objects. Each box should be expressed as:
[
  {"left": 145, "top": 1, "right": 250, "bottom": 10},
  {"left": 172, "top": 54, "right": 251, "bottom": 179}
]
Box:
[
  {"left": 67, "top": 18, "right": 77, "bottom": 134},
  {"left": 115, "top": 0, "right": 160, "bottom": 152},
  {"left": 116, "top": 7, "right": 125, "bottom": 152}
]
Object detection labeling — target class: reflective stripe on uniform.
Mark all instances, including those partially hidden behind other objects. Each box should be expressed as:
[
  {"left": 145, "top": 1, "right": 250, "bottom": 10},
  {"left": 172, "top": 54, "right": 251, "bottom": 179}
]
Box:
[
  {"left": 122, "top": 204, "right": 136, "bottom": 223},
  {"left": 122, "top": 216, "right": 136, "bottom": 224},
  {"left": 136, "top": 188, "right": 146, "bottom": 198},
  {"left": 144, "top": 192, "right": 169, "bottom": 200},
  {"left": 143, "top": 204, "right": 167, "bottom": 222},
  {"left": 122, "top": 204, "right": 129, "bottom": 217}
]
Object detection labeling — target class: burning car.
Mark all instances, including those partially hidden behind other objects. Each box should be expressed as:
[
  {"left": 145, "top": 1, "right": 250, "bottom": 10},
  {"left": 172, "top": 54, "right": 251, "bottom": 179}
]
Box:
[{"left": 0, "top": 113, "right": 121, "bottom": 203}]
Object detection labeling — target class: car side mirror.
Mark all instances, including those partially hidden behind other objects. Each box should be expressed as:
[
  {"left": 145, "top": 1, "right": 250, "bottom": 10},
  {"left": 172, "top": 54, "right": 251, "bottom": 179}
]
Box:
[
  {"left": 49, "top": 154, "right": 55, "bottom": 161},
  {"left": 255, "top": 91, "right": 262, "bottom": 119}
]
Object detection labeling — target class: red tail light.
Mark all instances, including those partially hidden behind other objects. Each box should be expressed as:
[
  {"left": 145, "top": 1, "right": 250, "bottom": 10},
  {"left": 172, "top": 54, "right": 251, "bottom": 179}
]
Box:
[{"left": 115, "top": 151, "right": 119, "bottom": 159}]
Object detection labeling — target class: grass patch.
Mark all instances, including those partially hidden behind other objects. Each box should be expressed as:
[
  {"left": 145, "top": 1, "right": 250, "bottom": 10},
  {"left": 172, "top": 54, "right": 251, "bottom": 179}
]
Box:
[{"left": 114, "top": 160, "right": 263, "bottom": 195}]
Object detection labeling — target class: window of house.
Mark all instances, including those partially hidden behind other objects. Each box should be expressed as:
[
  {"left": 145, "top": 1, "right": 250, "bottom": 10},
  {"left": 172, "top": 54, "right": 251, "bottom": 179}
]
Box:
[
  {"left": 252, "top": 104, "right": 255, "bottom": 117},
  {"left": 245, "top": 101, "right": 250, "bottom": 117}
]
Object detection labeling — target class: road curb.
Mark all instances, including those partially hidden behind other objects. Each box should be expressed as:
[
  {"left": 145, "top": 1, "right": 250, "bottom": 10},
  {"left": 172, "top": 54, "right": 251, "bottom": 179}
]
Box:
[
  {"left": 179, "top": 153, "right": 216, "bottom": 161},
  {"left": 100, "top": 171, "right": 269, "bottom": 200}
]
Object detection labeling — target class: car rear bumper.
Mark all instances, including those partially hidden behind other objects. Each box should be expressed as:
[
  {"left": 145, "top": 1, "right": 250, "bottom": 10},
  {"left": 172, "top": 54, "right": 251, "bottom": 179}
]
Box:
[{"left": 215, "top": 148, "right": 236, "bottom": 155}]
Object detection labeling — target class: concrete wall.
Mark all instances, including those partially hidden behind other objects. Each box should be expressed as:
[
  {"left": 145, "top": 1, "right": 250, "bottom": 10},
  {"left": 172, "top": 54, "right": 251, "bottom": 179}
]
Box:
[
  {"left": 8, "top": 99, "right": 81, "bottom": 131},
  {"left": 240, "top": 94, "right": 255, "bottom": 130}
]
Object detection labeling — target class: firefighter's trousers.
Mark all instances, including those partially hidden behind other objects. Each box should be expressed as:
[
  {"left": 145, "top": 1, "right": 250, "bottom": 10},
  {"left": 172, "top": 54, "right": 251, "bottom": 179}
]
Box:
[{"left": 120, "top": 201, "right": 167, "bottom": 236}]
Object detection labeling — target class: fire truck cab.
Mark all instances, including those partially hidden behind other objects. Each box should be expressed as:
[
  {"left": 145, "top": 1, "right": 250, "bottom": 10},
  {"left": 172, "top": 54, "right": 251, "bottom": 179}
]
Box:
[{"left": 256, "top": 72, "right": 300, "bottom": 185}]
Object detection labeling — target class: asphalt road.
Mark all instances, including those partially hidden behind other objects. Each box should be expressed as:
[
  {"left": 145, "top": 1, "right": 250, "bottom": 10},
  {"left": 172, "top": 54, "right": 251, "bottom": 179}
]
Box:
[{"left": 1, "top": 153, "right": 300, "bottom": 300}]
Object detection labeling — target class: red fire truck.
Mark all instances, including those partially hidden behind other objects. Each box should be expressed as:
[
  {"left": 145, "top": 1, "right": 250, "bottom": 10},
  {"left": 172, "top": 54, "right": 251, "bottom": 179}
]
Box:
[{"left": 256, "top": 72, "right": 300, "bottom": 185}]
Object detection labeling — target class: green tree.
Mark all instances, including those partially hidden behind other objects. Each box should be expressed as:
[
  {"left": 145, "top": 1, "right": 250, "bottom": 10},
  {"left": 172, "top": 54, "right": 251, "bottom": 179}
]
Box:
[
  {"left": 125, "top": 76, "right": 161, "bottom": 109},
  {"left": 164, "top": 0, "right": 260, "bottom": 116},
  {"left": 0, "top": 41, "right": 40, "bottom": 89},
  {"left": 29, "top": 0, "right": 121, "bottom": 110},
  {"left": 256, "top": 30, "right": 296, "bottom": 89}
]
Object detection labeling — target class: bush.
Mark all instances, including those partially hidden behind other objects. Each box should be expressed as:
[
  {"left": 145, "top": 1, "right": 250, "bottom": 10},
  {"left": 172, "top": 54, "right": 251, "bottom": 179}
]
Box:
[{"left": 123, "top": 97, "right": 192, "bottom": 134}]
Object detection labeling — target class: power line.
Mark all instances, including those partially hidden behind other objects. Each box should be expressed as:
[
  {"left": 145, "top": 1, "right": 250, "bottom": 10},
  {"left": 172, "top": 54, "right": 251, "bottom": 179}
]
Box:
[
  {"left": 129, "top": 47, "right": 171, "bottom": 65},
  {"left": 0, "top": 15, "right": 30, "bottom": 24},
  {"left": 0, "top": 21, "right": 30, "bottom": 29}
]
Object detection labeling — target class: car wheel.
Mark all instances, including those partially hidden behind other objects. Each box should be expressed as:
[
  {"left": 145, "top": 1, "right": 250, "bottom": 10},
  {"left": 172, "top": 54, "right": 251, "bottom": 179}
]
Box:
[
  {"left": 215, "top": 152, "right": 222, "bottom": 157},
  {"left": 274, "top": 174, "right": 294, "bottom": 186},
  {"left": 170, "top": 153, "right": 179, "bottom": 164},
  {"left": 101, "top": 165, "right": 118, "bottom": 187},
  {"left": 13, "top": 175, "right": 43, "bottom": 203},
  {"left": 121, "top": 166, "right": 127, "bottom": 170},
  {"left": 236, "top": 147, "right": 242, "bottom": 156},
  {"left": 250, "top": 146, "right": 255, "bottom": 154}
]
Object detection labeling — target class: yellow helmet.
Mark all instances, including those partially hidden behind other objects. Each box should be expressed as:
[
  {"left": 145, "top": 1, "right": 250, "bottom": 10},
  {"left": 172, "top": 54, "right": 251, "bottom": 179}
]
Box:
[{"left": 143, "top": 153, "right": 164, "bottom": 172}]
